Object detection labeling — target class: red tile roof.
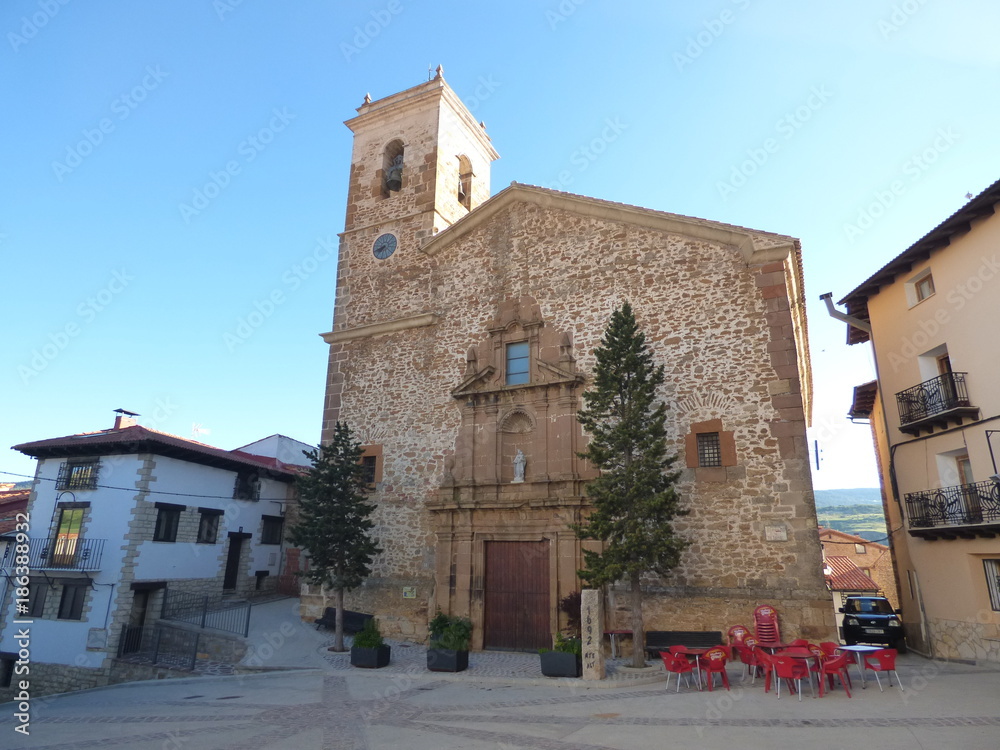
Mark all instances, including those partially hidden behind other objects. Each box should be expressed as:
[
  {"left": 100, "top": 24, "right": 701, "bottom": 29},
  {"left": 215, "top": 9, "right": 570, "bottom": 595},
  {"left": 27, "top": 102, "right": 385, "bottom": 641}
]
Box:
[
  {"left": 13, "top": 425, "right": 302, "bottom": 480},
  {"left": 824, "top": 555, "right": 879, "bottom": 592},
  {"left": 0, "top": 489, "right": 30, "bottom": 535},
  {"left": 818, "top": 526, "right": 888, "bottom": 550}
]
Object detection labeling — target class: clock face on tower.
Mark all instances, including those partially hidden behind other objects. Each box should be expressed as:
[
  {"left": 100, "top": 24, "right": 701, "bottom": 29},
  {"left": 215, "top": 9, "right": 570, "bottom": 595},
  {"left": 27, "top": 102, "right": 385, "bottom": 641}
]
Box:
[{"left": 372, "top": 233, "right": 397, "bottom": 260}]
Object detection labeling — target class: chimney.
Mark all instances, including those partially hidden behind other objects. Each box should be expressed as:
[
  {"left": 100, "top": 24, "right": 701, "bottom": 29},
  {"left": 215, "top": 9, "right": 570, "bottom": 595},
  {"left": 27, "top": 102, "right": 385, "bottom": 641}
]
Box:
[{"left": 113, "top": 408, "right": 139, "bottom": 430}]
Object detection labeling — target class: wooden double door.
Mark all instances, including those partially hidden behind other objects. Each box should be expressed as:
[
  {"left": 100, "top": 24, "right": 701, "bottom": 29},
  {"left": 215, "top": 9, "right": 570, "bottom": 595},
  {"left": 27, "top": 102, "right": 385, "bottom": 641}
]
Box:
[{"left": 482, "top": 541, "right": 550, "bottom": 651}]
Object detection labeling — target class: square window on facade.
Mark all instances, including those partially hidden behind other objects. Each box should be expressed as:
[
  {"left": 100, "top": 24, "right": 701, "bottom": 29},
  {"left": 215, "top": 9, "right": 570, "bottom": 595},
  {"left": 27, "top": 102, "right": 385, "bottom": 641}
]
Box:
[
  {"left": 56, "top": 459, "right": 100, "bottom": 490},
  {"left": 915, "top": 274, "right": 935, "bottom": 301},
  {"left": 261, "top": 515, "right": 284, "bottom": 545},
  {"left": 197, "top": 510, "right": 221, "bottom": 544},
  {"left": 153, "top": 504, "right": 182, "bottom": 542},
  {"left": 233, "top": 471, "right": 261, "bottom": 501},
  {"left": 855, "top": 543, "right": 867, "bottom": 554},
  {"left": 984, "top": 559, "right": 1000, "bottom": 611},
  {"left": 58, "top": 584, "right": 87, "bottom": 620},
  {"left": 505, "top": 341, "right": 530, "bottom": 385},
  {"left": 696, "top": 432, "right": 722, "bottom": 467}
]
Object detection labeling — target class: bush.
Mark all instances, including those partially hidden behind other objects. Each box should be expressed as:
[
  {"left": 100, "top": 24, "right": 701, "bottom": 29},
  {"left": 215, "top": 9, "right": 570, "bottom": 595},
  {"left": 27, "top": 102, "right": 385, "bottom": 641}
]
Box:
[
  {"left": 554, "top": 633, "right": 582, "bottom": 655},
  {"left": 428, "top": 610, "right": 472, "bottom": 651},
  {"left": 352, "top": 618, "right": 384, "bottom": 649}
]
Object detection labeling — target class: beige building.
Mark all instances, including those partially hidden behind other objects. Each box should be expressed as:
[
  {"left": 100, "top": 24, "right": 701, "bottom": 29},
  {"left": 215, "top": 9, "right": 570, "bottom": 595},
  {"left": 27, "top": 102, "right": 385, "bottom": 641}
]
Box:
[
  {"left": 834, "top": 179, "right": 1000, "bottom": 663},
  {"left": 311, "top": 69, "right": 834, "bottom": 650},
  {"left": 819, "top": 527, "right": 898, "bottom": 610}
]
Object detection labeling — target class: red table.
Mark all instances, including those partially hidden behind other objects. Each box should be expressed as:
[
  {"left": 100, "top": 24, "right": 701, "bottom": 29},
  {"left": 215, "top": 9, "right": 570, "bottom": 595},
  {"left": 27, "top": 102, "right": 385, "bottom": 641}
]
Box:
[
  {"left": 670, "top": 646, "right": 710, "bottom": 690},
  {"left": 755, "top": 640, "right": 790, "bottom": 654},
  {"left": 778, "top": 647, "right": 821, "bottom": 697}
]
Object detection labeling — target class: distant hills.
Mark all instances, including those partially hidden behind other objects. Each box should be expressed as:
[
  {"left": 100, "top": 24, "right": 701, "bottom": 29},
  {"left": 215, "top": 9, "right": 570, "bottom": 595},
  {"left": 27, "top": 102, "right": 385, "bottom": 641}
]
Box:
[
  {"left": 814, "top": 488, "right": 887, "bottom": 542},
  {"left": 814, "top": 488, "right": 882, "bottom": 507}
]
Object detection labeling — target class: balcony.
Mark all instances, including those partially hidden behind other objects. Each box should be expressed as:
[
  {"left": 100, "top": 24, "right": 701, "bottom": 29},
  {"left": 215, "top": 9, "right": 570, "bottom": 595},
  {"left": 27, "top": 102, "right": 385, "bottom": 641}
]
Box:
[
  {"left": 905, "top": 480, "right": 1000, "bottom": 540},
  {"left": 0, "top": 537, "right": 106, "bottom": 572},
  {"left": 895, "top": 372, "right": 979, "bottom": 435}
]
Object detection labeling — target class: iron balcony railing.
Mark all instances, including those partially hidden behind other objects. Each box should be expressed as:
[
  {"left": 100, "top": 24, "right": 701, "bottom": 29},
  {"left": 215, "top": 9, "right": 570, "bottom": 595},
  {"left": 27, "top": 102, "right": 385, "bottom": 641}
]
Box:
[
  {"left": 905, "top": 480, "right": 1000, "bottom": 529},
  {"left": 895, "top": 372, "right": 971, "bottom": 426},
  {"left": 0, "top": 537, "right": 105, "bottom": 571}
]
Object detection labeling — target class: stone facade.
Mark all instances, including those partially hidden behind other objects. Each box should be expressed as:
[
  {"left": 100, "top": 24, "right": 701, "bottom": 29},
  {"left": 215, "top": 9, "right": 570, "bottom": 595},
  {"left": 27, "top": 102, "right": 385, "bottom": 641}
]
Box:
[{"left": 311, "top": 71, "right": 834, "bottom": 650}]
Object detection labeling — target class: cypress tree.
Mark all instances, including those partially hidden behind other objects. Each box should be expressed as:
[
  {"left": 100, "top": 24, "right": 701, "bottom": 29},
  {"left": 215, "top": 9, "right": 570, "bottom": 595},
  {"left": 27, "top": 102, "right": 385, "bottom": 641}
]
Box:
[
  {"left": 287, "top": 421, "right": 382, "bottom": 652},
  {"left": 572, "top": 301, "right": 688, "bottom": 668}
]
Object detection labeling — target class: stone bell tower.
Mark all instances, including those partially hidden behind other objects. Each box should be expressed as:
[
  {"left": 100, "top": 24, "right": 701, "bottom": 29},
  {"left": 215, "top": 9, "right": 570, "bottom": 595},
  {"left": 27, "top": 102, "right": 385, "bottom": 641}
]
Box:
[{"left": 322, "top": 67, "right": 500, "bottom": 441}]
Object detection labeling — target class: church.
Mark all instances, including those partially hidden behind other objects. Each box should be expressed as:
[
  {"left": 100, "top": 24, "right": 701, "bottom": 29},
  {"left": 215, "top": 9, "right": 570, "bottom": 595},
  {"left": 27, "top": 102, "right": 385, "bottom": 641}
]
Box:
[{"left": 305, "top": 68, "right": 833, "bottom": 650}]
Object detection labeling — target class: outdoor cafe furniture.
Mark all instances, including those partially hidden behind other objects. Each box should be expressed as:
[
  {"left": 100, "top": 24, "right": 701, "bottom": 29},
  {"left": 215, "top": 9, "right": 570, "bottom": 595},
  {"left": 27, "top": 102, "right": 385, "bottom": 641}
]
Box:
[
  {"left": 726, "top": 625, "right": 750, "bottom": 648},
  {"left": 774, "top": 647, "right": 817, "bottom": 698},
  {"left": 755, "top": 639, "right": 790, "bottom": 654},
  {"left": 836, "top": 644, "right": 883, "bottom": 688},
  {"left": 659, "top": 650, "right": 697, "bottom": 692},
  {"left": 770, "top": 654, "right": 811, "bottom": 701},
  {"left": 753, "top": 604, "right": 781, "bottom": 643},
  {"left": 818, "top": 653, "right": 853, "bottom": 698},
  {"left": 697, "top": 646, "right": 731, "bottom": 692},
  {"left": 669, "top": 645, "right": 709, "bottom": 690},
  {"left": 735, "top": 638, "right": 764, "bottom": 685},
  {"left": 862, "top": 648, "right": 903, "bottom": 693}
]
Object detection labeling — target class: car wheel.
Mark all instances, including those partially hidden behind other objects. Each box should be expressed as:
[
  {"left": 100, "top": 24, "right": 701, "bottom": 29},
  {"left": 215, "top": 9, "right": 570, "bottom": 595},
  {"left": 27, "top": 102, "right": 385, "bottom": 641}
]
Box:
[{"left": 893, "top": 639, "right": 907, "bottom": 654}]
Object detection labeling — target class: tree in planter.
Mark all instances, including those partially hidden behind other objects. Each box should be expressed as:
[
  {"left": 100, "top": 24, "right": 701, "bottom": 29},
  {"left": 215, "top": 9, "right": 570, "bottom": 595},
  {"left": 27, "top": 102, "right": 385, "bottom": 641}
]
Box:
[
  {"left": 287, "top": 421, "right": 382, "bottom": 652},
  {"left": 571, "top": 302, "right": 688, "bottom": 669}
]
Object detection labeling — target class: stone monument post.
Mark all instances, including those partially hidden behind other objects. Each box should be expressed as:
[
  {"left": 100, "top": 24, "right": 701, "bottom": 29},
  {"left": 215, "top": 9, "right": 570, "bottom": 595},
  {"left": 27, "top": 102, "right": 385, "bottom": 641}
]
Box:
[{"left": 581, "top": 588, "right": 605, "bottom": 680}]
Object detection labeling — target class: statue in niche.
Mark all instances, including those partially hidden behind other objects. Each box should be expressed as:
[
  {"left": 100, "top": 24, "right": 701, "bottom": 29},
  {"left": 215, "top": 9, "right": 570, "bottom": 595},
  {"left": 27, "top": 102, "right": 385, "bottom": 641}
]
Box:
[{"left": 513, "top": 449, "right": 526, "bottom": 483}]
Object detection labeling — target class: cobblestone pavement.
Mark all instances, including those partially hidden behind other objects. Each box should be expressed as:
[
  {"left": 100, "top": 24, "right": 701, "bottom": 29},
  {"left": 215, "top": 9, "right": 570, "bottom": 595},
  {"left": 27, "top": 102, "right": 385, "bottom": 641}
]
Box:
[{"left": 3, "top": 656, "right": 1000, "bottom": 749}]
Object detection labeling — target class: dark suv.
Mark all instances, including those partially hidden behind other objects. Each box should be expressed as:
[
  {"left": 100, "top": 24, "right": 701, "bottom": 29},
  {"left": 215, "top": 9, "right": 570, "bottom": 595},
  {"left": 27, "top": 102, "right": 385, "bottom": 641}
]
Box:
[{"left": 839, "top": 596, "right": 906, "bottom": 653}]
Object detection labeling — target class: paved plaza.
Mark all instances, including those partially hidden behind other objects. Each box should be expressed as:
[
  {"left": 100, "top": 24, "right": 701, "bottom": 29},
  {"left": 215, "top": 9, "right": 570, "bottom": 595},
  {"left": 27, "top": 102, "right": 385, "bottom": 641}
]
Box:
[{"left": 3, "top": 598, "right": 999, "bottom": 749}]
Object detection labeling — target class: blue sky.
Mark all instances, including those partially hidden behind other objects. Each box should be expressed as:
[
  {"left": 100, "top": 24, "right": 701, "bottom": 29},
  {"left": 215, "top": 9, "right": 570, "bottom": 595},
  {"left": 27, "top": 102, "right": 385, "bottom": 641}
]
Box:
[{"left": 3, "top": 1, "right": 999, "bottom": 491}]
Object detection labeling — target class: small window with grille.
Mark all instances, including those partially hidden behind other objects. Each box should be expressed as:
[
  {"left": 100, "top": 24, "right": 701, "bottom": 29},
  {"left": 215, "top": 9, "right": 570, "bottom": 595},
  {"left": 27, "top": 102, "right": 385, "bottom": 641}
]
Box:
[
  {"left": 233, "top": 471, "right": 261, "bottom": 501},
  {"left": 361, "top": 455, "right": 377, "bottom": 485},
  {"left": 696, "top": 432, "right": 722, "bottom": 467},
  {"left": 56, "top": 459, "right": 100, "bottom": 490},
  {"left": 985, "top": 559, "right": 1000, "bottom": 611}
]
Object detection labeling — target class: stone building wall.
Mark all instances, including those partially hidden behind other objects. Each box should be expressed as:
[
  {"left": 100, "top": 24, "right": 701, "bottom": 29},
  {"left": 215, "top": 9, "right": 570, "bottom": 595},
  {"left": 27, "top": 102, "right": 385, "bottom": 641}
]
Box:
[{"left": 313, "top": 190, "right": 832, "bottom": 643}]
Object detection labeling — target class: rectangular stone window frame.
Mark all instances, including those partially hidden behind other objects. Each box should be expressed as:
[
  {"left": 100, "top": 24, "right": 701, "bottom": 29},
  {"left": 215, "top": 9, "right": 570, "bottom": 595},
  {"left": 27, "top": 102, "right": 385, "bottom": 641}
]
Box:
[
  {"left": 153, "top": 502, "right": 184, "bottom": 543},
  {"left": 197, "top": 508, "right": 224, "bottom": 544},
  {"left": 696, "top": 432, "right": 722, "bottom": 467},
  {"left": 56, "top": 458, "right": 100, "bottom": 490},
  {"left": 685, "top": 419, "right": 737, "bottom": 480},
  {"left": 360, "top": 444, "right": 383, "bottom": 486},
  {"left": 261, "top": 515, "right": 284, "bottom": 546},
  {"left": 58, "top": 582, "right": 88, "bottom": 620}
]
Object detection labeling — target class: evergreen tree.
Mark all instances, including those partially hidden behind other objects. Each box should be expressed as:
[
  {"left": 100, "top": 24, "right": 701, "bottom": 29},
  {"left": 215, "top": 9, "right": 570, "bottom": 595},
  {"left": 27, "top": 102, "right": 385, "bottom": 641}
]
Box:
[
  {"left": 287, "top": 421, "right": 382, "bottom": 652},
  {"left": 572, "top": 302, "right": 688, "bottom": 668}
]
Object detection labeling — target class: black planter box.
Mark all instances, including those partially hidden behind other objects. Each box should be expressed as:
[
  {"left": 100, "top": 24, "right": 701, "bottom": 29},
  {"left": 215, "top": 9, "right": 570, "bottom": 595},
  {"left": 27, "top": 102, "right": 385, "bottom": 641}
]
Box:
[
  {"left": 539, "top": 651, "right": 582, "bottom": 678},
  {"left": 427, "top": 648, "right": 469, "bottom": 672},
  {"left": 350, "top": 645, "right": 391, "bottom": 669}
]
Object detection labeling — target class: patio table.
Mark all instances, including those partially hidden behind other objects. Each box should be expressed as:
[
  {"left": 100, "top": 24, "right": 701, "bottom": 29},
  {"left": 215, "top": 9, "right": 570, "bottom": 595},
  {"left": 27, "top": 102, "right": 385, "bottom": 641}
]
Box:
[
  {"left": 671, "top": 646, "right": 710, "bottom": 691},
  {"left": 836, "top": 644, "right": 883, "bottom": 689}
]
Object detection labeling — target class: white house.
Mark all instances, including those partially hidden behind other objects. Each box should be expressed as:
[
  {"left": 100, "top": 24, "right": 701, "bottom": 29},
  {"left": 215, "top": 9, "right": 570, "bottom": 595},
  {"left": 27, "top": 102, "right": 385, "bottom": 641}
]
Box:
[{"left": 0, "top": 412, "right": 311, "bottom": 697}]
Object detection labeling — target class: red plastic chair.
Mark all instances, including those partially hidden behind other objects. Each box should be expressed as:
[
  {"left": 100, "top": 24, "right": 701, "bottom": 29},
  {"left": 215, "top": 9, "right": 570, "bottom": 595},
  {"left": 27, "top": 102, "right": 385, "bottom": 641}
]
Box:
[
  {"left": 735, "top": 643, "right": 763, "bottom": 685},
  {"left": 771, "top": 655, "right": 810, "bottom": 701},
  {"left": 754, "top": 647, "right": 777, "bottom": 692},
  {"left": 727, "top": 625, "right": 750, "bottom": 646},
  {"left": 863, "top": 648, "right": 902, "bottom": 692},
  {"left": 659, "top": 651, "right": 696, "bottom": 692},
  {"left": 818, "top": 653, "right": 853, "bottom": 698},
  {"left": 698, "top": 646, "right": 730, "bottom": 692},
  {"left": 753, "top": 604, "right": 781, "bottom": 643},
  {"left": 789, "top": 638, "right": 809, "bottom": 647}
]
